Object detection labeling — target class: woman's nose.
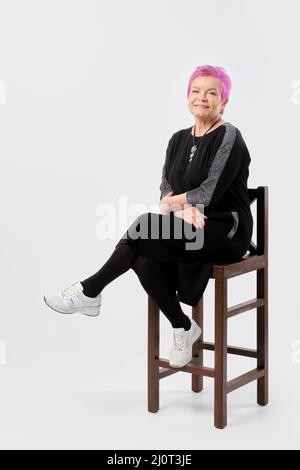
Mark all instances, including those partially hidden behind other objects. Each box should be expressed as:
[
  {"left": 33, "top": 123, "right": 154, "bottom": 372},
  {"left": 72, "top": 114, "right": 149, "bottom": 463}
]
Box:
[{"left": 198, "top": 95, "right": 207, "bottom": 103}]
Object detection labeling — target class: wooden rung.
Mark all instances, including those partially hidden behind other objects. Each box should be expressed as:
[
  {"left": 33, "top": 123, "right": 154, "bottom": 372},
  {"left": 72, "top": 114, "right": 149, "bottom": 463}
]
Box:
[
  {"left": 159, "top": 367, "right": 178, "bottom": 379},
  {"left": 227, "top": 368, "right": 266, "bottom": 394},
  {"left": 200, "top": 342, "right": 257, "bottom": 358},
  {"left": 157, "top": 357, "right": 215, "bottom": 378},
  {"left": 227, "top": 297, "right": 265, "bottom": 318}
]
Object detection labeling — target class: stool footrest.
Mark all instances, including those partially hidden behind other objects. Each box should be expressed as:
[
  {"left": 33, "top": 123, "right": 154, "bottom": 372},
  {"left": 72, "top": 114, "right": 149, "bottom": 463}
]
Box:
[
  {"left": 227, "top": 367, "right": 266, "bottom": 394},
  {"left": 200, "top": 342, "right": 257, "bottom": 358},
  {"left": 157, "top": 357, "right": 215, "bottom": 378},
  {"left": 227, "top": 297, "right": 265, "bottom": 318},
  {"left": 157, "top": 359, "right": 265, "bottom": 395}
]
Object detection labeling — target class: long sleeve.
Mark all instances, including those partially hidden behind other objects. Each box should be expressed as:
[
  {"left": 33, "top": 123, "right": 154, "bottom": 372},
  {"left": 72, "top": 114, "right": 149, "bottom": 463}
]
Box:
[
  {"left": 159, "top": 132, "right": 178, "bottom": 200},
  {"left": 159, "top": 175, "right": 172, "bottom": 201},
  {"left": 186, "top": 126, "right": 249, "bottom": 209}
]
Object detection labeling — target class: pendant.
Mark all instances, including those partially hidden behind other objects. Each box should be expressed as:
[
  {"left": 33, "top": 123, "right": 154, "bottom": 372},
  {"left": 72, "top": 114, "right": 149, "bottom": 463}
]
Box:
[{"left": 189, "top": 145, "right": 197, "bottom": 162}]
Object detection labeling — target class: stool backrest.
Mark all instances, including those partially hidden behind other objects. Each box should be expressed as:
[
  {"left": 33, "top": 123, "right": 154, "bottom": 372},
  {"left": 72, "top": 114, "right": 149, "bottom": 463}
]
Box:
[{"left": 248, "top": 186, "right": 268, "bottom": 257}]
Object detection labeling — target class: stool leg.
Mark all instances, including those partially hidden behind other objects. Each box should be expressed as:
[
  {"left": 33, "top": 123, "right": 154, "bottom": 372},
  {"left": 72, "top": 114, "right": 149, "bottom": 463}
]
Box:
[
  {"left": 192, "top": 296, "right": 204, "bottom": 392},
  {"left": 214, "top": 269, "right": 228, "bottom": 429},
  {"left": 257, "top": 265, "right": 269, "bottom": 405},
  {"left": 148, "top": 295, "right": 160, "bottom": 413}
]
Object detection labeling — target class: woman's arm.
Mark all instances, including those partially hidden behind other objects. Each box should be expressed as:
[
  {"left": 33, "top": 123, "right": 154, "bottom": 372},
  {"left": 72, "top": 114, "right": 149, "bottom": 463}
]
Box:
[
  {"left": 159, "top": 130, "right": 183, "bottom": 201},
  {"left": 166, "top": 126, "right": 248, "bottom": 211},
  {"left": 159, "top": 135, "right": 174, "bottom": 201},
  {"left": 185, "top": 126, "right": 247, "bottom": 209},
  {"left": 159, "top": 131, "right": 190, "bottom": 213}
]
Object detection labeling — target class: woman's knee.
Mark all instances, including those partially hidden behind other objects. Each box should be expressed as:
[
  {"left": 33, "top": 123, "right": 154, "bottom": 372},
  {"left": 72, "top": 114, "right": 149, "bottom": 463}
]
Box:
[
  {"left": 132, "top": 255, "right": 156, "bottom": 277},
  {"left": 131, "top": 212, "right": 161, "bottom": 239},
  {"left": 135, "top": 212, "right": 159, "bottom": 224}
]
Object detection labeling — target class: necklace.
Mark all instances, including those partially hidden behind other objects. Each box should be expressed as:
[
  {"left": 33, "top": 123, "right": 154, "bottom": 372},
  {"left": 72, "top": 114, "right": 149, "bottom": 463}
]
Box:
[{"left": 189, "top": 117, "right": 222, "bottom": 163}]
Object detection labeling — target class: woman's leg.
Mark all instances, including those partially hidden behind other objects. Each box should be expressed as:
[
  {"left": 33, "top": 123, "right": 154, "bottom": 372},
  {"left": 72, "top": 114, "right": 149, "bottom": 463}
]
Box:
[
  {"left": 132, "top": 255, "right": 191, "bottom": 330},
  {"left": 81, "top": 211, "right": 225, "bottom": 330},
  {"left": 80, "top": 242, "right": 191, "bottom": 330},
  {"left": 80, "top": 212, "right": 182, "bottom": 298},
  {"left": 81, "top": 243, "right": 139, "bottom": 298}
]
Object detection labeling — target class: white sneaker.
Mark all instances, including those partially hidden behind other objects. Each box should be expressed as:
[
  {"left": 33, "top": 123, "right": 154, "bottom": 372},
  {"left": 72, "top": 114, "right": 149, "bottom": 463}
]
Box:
[
  {"left": 169, "top": 318, "right": 201, "bottom": 368},
  {"left": 43, "top": 281, "right": 102, "bottom": 317}
]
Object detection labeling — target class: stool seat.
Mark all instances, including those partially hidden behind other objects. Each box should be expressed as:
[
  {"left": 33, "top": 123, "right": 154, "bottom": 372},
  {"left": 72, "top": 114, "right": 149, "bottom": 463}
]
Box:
[
  {"left": 211, "top": 253, "right": 265, "bottom": 279},
  {"left": 147, "top": 186, "right": 269, "bottom": 429}
]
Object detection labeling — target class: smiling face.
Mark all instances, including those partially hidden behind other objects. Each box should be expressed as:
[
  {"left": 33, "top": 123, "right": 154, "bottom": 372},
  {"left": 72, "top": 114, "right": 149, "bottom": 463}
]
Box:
[{"left": 188, "top": 75, "right": 228, "bottom": 121}]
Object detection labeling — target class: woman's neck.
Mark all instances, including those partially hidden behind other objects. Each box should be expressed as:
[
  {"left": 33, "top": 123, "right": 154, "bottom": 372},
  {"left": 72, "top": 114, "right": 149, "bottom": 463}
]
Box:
[{"left": 193, "top": 118, "right": 225, "bottom": 137}]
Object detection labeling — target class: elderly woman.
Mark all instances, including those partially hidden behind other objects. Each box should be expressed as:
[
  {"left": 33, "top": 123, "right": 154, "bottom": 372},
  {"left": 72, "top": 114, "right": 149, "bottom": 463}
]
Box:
[{"left": 44, "top": 65, "right": 253, "bottom": 368}]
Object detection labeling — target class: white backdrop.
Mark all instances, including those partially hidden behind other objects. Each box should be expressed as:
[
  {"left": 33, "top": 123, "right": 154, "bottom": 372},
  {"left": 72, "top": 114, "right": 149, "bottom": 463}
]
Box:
[{"left": 0, "top": 0, "right": 299, "bottom": 450}]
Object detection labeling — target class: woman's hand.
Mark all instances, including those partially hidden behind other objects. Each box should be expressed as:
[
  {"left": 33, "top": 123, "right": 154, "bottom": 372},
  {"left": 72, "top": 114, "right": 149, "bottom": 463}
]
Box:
[
  {"left": 173, "top": 206, "right": 208, "bottom": 229},
  {"left": 159, "top": 191, "right": 177, "bottom": 215},
  {"left": 161, "top": 191, "right": 174, "bottom": 204},
  {"left": 160, "top": 191, "right": 184, "bottom": 214}
]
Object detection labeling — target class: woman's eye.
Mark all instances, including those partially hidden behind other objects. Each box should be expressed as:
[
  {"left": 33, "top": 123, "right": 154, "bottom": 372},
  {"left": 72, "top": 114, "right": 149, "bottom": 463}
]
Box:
[{"left": 192, "top": 90, "right": 216, "bottom": 95}]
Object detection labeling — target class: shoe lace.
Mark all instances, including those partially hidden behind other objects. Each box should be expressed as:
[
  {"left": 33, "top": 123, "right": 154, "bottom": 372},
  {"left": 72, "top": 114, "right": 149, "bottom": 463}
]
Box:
[
  {"left": 173, "top": 329, "right": 188, "bottom": 352},
  {"left": 62, "top": 283, "right": 81, "bottom": 299}
]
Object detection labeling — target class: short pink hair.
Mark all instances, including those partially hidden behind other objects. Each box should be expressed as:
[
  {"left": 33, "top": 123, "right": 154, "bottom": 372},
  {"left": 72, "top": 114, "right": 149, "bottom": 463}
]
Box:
[{"left": 187, "top": 65, "right": 231, "bottom": 102}]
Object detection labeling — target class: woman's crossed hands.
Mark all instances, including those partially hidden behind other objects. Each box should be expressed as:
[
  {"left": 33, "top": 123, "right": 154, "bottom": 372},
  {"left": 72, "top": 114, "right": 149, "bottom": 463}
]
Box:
[{"left": 160, "top": 191, "right": 208, "bottom": 229}]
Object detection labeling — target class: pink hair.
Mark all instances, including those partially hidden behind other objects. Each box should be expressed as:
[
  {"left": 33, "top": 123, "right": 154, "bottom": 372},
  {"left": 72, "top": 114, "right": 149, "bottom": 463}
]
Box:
[{"left": 187, "top": 65, "right": 231, "bottom": 102}]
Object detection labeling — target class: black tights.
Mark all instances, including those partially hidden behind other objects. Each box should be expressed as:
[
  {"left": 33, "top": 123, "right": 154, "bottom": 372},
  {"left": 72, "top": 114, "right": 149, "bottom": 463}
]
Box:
[{"left": 80, "top": 244, "right": 191, "bottom": 330}]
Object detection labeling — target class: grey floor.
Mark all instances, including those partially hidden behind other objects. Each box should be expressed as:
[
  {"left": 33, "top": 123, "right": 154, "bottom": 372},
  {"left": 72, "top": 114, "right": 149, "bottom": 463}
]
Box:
[{"left": 0, "top": 360, "right": 299, "bottom": 450}]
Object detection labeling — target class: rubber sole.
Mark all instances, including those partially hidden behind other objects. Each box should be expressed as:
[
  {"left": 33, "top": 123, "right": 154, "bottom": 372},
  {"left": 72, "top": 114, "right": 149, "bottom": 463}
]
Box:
[{"left": 43, "top": 296, "right": 100, "bottom": 317}]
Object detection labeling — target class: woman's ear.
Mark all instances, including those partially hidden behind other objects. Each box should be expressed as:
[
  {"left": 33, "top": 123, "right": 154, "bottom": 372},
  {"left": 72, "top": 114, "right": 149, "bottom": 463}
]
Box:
[{"left": 220, "top": 99, "right": 228, "bottom": 114}]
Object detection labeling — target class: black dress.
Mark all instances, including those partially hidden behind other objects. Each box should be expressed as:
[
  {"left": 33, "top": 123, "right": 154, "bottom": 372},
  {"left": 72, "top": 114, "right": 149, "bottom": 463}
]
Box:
[{"left": 116, "top": 122, "right": 253, "bottom": 307}]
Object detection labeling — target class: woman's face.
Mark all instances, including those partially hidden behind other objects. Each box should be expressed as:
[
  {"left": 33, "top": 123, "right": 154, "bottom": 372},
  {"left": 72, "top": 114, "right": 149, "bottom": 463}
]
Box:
[{"left": 188, "top": 75, "right": 228, "bottom": 121}]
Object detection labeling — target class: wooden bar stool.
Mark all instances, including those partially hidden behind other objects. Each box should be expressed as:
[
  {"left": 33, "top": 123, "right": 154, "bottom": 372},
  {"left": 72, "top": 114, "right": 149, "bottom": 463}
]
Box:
[{"left": 147, "top": 186, "right": 268, "bottom": 429}]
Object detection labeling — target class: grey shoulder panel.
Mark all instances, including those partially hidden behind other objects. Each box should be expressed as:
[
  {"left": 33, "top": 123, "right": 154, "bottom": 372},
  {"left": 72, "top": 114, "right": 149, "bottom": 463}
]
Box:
[{"left": 186, "top": 123, "right": 237, "bottom": 206}]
